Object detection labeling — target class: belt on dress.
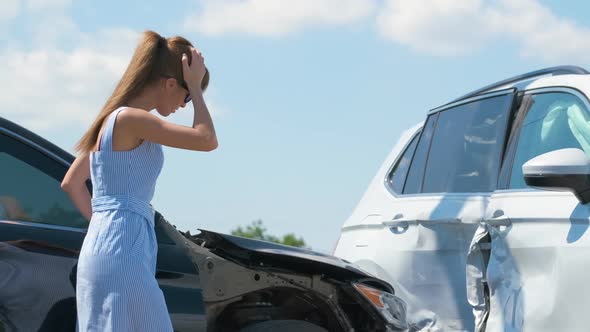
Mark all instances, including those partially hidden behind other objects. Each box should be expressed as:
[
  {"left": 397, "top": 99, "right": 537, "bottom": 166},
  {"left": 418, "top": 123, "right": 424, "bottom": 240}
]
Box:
[{"left": 91, "top": 195, "right": 155, "bottom": 222}]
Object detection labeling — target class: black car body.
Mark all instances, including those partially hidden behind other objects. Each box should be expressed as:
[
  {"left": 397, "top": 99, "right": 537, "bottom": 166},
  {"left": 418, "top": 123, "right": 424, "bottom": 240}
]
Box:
[{"left": 0, "top": 116, "right": 407, "bottom": 332}]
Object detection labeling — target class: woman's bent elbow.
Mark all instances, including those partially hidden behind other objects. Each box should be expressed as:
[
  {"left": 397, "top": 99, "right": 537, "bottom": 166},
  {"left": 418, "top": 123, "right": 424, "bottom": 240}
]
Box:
[
  {"left": 205, "top": 138, "right": 218, "bottom": 151},
  {"left": 60, "top": 181, "right": 70, "bottom": 191},
  {"left": 190, "top": 135, "right": 218, "bottom": 151}
]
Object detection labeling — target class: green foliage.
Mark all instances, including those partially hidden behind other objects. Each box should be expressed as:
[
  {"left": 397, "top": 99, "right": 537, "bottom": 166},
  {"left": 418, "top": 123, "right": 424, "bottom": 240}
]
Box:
[{"left": 231, "top": 219, "right": 308, "bottom": 248}]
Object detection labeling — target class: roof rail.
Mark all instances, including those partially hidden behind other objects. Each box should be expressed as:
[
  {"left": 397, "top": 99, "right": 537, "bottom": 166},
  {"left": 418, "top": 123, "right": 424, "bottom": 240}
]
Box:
[{"left": 450, "top": 65, "right": 589, "bottom": 103}]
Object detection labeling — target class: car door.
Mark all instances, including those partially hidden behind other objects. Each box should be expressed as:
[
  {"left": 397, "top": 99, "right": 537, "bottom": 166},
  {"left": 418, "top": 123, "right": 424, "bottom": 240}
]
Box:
[
  {"left": 0, "top": 127, "right": 206, "bottom": 331},
  {"left": 0, "top": 131, "right": 85, "bottom": 331},
  {"left": 481, "top": 88, "right": 590, "bottom": 332},
  {"left": 336, "top": 90, "right": 516, "bottom": 331}
]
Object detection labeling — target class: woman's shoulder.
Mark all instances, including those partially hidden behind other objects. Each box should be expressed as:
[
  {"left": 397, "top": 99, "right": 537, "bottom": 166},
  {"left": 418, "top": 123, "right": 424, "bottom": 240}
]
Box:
[
  {"left": 117, "top": 106, "right": 149, "bottom": 117},
  {"left": 116, "top": 107, "right": 158, "bottom": 127},
  {"left": 116, "top": 107, "right": 165, "bottom": 141}
]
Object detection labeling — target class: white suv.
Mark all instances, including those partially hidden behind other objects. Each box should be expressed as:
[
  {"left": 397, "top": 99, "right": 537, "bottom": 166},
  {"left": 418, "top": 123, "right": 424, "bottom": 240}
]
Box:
[{"left": 334, "top": 66, "right": 590, "bottom": 332}]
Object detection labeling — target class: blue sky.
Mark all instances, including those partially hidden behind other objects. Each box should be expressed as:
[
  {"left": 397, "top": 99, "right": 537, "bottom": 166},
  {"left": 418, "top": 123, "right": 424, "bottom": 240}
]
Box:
[{"left": 3, "top": 0, "right": 590, "bottom": 252}]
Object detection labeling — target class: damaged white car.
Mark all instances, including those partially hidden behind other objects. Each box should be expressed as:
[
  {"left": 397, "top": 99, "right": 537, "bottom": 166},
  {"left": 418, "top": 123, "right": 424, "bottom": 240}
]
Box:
[{"left": 334, "top": 66, "right": 590, "bottom": 331}]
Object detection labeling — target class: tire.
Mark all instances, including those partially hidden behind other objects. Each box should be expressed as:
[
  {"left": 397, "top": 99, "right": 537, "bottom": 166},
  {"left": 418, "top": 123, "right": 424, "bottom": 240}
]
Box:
[{"left": 240, "top": 320, "right": 328, "bottom": 332}]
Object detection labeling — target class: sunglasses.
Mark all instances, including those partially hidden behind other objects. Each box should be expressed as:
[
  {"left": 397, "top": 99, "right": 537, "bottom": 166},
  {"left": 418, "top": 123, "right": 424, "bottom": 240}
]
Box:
[{"left": 178, "top": 80, "right": 192, "bottom": 104}]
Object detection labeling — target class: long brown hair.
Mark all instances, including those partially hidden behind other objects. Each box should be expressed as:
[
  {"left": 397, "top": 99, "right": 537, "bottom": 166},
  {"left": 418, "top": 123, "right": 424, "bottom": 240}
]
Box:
[{"left": 75, "top": 30, "right": 209, "bottom": 154}]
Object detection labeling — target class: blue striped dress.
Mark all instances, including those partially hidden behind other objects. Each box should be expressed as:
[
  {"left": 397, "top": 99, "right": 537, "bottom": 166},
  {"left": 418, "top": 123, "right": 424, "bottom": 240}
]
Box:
[{"left": 76, "top": 107, "right": 173, "bottom": 331}]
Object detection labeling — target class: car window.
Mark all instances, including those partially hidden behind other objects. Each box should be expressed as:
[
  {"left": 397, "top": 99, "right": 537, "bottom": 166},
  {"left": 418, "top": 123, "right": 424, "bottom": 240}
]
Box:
[
  {"left": 422, "top": 94, "right": 514, "bottom": 193},
  {"left": 0, "top": 134, "right": 87, "bottom": 228},
  {"left": 403, "top": 114, "right": 438, "bottom": 194},
  {"left": 509, "top": 92, "right": 590, "bottom": 189},
  {"left": 387, "top": 131, "right": 420, "bottom": 194}
]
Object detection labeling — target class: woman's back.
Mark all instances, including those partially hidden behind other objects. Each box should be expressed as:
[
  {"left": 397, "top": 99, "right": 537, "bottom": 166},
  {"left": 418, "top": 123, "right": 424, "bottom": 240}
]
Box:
[{"left": 90, "top": 107, "right": 164, "bottom": 222}]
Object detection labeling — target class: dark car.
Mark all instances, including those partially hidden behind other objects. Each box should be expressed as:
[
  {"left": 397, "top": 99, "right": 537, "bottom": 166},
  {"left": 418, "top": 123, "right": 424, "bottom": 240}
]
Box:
[{"left": 0, "top": 116, "right": 408, "bottom": 332}]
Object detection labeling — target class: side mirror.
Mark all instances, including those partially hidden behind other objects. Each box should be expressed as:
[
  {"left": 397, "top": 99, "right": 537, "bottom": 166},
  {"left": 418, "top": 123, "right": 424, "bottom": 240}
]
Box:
[{"left": 523, "top": 148, "right": 590, "bottom": 204}]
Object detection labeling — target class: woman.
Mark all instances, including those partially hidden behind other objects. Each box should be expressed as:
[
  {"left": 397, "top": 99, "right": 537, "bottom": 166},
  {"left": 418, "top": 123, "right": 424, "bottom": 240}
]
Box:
[{"left": 61, "top": 30, "right": 217, "bottom": 331}]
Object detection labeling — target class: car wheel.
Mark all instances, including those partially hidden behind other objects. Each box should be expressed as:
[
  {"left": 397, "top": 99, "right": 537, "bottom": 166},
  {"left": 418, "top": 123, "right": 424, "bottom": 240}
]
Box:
[{"left": 240, "top": 320, "right": 328, "bottom": 332}]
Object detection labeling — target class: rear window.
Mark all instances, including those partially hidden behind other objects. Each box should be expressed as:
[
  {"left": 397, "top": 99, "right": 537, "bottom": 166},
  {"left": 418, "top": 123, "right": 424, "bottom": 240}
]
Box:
[
  {"left": 421, "top": 94, "right": 513, "bottom": 193},
  {"left": 387, "top": 131, "right": 420, "bottom": 194}
]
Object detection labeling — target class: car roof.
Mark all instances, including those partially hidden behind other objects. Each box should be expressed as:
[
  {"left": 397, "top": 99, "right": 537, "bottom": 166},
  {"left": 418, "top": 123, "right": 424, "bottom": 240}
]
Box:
[
  {"left": 0, "top": 116, "right": 75, "bottom": 165},
  {"left": 516, "top": 73, "right": 590, "bottom": 93},
  {"left": 438, "top": 65, "right": 590, "bottom": 110},
  {"left": 454, "top": 66, "right": 587, "bottom": 99}
]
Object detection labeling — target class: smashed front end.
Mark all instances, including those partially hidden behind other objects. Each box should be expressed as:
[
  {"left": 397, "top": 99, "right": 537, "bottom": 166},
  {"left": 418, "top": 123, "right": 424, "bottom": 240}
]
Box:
[{"left": 176, "top": 226, "right": 408, "bottom": 331}]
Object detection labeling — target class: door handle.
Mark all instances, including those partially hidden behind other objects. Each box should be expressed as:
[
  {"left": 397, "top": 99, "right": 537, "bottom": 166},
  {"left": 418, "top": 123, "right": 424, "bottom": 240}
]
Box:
[
  {"left": 382, "top": 214, "right": 411, "bottom": 233},
  {"left": 382, "top": 213, "right": 414, "bottom": 227},
  {"left": 487, "top": 217, "right": 511, "bottom": 227},
  {"left": 487, "top": 210, "right": 512, "bottom": 227},
  {"left": 383, "top": 220, "right": 411, "bottom": 228}
]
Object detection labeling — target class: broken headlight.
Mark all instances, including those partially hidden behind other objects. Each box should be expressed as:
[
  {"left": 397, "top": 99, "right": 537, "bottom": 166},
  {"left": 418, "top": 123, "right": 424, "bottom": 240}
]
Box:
[{"left": 353, "top": 283, "right": 408, "bottom": 330}]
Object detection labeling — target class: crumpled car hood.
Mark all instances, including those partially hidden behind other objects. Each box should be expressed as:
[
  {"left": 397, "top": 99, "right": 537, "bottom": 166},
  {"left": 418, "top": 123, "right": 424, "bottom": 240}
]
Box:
[{"left": 196, "top": 229, "right": 393, "bottom": 292}]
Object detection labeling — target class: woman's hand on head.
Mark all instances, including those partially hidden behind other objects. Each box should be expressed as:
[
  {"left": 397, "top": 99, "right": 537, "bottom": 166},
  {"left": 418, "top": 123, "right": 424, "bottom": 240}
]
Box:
[{"left": 182, "top": 47, "right": 206, "bottom": 92}]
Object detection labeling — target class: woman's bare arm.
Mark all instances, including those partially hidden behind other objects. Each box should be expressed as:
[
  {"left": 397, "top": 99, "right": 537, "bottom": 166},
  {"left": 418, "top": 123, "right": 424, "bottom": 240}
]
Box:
[
  {"left": 121, "top": 48, "right": 217, "bottom": 151},
  {"left": 61, "top": 152, "right": 92, "bottom": 221},
  {"left": 119, "top": 101, "right": 217, "bottom": 151}
]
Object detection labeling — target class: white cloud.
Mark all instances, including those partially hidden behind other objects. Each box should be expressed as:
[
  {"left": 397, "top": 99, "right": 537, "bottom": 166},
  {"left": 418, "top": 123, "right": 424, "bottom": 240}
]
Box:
[
  {"left": 185, "top": 0, "right": 377, "bottom": 37},
  {"left": 377, "top": 0, "right": 590, "bottom": 61},
  {"left": 0, "top": 34, "right": 135, "bottom": 131},
  {"left": 0, "top": 2, "right": 144, "bottom": 132},
  {"left": 487, "top": 0, "right": 590, "bottom": 61},
  {"left": 377, "top": 0, "right": 494, "bottom": 56},
  {"left": 1, "top": 36, "right": 227, "bottom": 133},
  {"left": 0, "top": 0, "right": 20, "bottom": 24},
  {"left": 0, "top": 0, "right": 227, "bottom": 134}
]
